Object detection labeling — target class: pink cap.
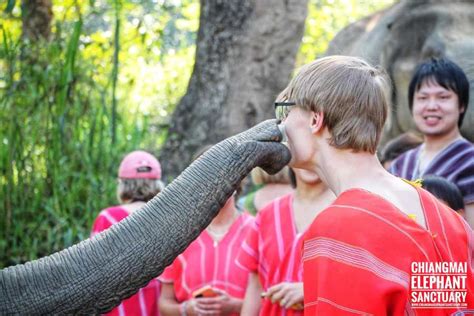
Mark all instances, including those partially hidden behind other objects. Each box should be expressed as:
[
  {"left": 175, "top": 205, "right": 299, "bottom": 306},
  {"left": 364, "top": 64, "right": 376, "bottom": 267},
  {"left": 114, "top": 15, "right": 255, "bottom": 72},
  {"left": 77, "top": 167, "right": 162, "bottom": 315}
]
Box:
[{"left": 118, "top": 150, "right": 162, "bottom": 179}]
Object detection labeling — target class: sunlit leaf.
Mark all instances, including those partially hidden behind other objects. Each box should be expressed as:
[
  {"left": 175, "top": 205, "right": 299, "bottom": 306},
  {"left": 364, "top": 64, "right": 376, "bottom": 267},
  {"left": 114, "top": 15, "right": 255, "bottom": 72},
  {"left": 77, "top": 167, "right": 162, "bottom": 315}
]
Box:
[{"left": 4, "top": 0, "right": 16, "bottom": 14}]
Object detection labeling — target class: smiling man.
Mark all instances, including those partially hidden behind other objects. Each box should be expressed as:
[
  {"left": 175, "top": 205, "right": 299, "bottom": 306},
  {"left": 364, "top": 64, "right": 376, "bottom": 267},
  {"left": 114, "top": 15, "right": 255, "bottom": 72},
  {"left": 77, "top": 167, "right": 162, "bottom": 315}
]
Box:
[{"left": 390, "top": 58, "right": 474, "bottom": 228}]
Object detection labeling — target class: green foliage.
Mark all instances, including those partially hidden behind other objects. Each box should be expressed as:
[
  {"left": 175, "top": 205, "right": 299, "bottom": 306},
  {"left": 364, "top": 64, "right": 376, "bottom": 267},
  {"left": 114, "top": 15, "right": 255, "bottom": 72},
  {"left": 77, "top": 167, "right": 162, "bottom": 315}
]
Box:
[
  {"left": 298, "top": 0, "right": 395, "bottom": 66},
  {"left": 0, "top": 0, "right": 198, "bottom": 267},
  {"left": 0, "top": 24, "right": 145, "bottom": 267}
]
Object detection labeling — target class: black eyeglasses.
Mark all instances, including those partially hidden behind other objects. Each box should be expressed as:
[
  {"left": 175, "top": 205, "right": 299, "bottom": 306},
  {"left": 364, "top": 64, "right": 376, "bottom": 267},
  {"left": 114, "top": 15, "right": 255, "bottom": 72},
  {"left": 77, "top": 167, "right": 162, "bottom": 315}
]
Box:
[{"left": 274, "top": 101, "right": 296, "bottom": 121}]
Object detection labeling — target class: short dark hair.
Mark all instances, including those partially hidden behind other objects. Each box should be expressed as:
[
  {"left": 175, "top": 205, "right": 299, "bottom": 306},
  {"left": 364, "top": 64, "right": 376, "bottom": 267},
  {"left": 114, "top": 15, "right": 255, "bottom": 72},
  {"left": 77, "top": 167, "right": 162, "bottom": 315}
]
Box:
[
  {"left": 422, "top": 175, "right": 465, "bottom": 212},
  {"left": 408, "top": 57, "right": 470, "bottom": 127}
]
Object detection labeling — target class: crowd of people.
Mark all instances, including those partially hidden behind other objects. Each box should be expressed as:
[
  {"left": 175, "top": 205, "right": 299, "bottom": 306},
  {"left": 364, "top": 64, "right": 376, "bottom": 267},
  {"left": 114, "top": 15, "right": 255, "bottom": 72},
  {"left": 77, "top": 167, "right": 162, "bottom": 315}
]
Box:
[{"left": 93, "top": 56, "right": 473, "bottom": 315}]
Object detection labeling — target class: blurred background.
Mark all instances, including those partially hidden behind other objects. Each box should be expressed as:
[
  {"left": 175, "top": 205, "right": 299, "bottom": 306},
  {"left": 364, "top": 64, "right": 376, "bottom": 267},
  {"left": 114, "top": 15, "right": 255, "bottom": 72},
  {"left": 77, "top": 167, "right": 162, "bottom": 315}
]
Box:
[{"left": 2, "top": 0, "right": 473, "bottom": 268}]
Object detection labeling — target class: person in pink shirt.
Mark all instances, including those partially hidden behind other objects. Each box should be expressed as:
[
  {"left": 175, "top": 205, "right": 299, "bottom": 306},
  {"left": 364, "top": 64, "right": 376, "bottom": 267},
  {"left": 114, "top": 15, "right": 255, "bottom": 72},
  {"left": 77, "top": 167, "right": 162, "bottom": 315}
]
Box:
[
  {"left": 158, "top": 146, "right": 254, "bottom": 316},
  {"left": 237, "top": 167, "right": 334, "bottom": 316},
  {"left": 91, "top": 150, "right": 165, "bottom": 316}
]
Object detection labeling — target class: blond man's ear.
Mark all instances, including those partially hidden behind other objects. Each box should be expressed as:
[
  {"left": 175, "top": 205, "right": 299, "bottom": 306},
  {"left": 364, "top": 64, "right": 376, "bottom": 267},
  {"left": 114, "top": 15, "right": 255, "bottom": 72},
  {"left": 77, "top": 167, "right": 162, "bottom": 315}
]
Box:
[{"left": 310, "top": 111, "right": 324, "bottom": 134}]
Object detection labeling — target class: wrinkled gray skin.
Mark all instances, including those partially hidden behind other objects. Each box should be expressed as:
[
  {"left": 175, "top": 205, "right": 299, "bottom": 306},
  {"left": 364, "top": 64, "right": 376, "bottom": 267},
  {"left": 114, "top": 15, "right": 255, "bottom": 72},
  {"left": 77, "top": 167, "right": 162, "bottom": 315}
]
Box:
[{"left": 0, "top": 120, "right": 291, "bottom": 315}]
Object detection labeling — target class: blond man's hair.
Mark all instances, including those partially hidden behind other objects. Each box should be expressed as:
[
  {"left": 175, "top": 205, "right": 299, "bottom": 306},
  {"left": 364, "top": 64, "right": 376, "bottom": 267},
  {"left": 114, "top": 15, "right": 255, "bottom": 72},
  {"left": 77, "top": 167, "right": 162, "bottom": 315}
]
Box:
[
  {"left": 286, "top": 55, "right": 390, "bottom": 154},
  {"left": 276, "top": 87, "right": 290, "bottom": 102}
]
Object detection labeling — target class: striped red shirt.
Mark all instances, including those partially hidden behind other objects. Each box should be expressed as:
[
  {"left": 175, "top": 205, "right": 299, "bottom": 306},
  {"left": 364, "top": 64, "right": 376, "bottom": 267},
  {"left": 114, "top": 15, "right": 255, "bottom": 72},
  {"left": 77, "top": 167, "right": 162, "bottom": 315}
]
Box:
[
  {"left": 303, "top": 187, "right": 474, "bottom": 315},
  {"left": 159, "top": 213, "right": 254, "bottom": 310},
  {"left": 236, "top": 193, "right": 304, "bottom": 316},
  {"left": 92, "top": 206, "right": 161, "bottom": 316}
]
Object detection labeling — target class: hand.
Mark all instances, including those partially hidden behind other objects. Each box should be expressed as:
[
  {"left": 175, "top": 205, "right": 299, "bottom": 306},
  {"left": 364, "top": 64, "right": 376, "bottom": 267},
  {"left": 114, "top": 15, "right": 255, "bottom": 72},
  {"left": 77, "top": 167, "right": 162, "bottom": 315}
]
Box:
[
  {"left": 193, "top": 288, "right": 241, "bottom": 315},
  {"left": 264, "top": 282, "right": 303, "bottom": 310},
  {"left": 182, "top": 299, "right": 199, "bottom": 316}
]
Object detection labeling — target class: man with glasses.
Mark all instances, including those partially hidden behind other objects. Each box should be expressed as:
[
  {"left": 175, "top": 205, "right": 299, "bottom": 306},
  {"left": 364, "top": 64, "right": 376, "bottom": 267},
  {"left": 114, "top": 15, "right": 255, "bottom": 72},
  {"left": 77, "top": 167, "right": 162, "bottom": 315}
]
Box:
[
  {"left": 276, "top": 56, "right": 473, "bottom": 314},
  {"left": 238, "top": 91, "right": 334, "bottom": 316}
]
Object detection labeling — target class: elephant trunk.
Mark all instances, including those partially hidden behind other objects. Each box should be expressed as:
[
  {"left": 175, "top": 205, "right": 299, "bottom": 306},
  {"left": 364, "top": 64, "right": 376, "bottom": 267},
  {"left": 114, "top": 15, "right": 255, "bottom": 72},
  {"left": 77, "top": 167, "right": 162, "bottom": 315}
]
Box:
[{"left": 0, "top": 120, "right": 290, "bottom": 315}]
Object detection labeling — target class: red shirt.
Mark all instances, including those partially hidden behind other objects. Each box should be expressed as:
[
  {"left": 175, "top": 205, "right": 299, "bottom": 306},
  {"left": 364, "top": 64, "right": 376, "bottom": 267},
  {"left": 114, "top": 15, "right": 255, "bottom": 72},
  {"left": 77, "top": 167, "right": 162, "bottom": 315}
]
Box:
[
  {"left": 92, "top": 206, "right": 161, "bottom": 316},
  {"left": 303, "top": 187, "right": 474, "bottom": 315},
  {"left": 236, "top": 194, "right": 304, "bottom": 315},
  {"left": 159, "top": 213, "right": 254, "bottom": 305}
]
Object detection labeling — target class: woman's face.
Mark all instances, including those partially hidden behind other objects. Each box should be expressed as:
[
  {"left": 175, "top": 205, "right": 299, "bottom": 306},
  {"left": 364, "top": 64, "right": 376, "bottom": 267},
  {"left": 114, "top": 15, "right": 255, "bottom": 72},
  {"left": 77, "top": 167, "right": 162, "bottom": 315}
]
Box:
[{"left": 281, "top": 106, "right": 315, "bottom": 169}]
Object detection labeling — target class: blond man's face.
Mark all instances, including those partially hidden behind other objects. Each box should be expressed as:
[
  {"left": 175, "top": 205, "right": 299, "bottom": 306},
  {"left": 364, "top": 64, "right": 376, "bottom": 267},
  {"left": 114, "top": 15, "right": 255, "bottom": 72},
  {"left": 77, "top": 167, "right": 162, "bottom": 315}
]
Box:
[{"left": 281, "top": 106, "right": 316, "bottom": 169}]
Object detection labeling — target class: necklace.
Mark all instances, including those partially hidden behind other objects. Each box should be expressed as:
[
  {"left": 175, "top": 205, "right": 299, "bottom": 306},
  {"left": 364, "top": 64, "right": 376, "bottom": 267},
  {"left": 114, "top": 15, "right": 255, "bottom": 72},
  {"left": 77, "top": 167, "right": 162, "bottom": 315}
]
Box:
[
  {"left": 206, "top": 211, "right": 239, "bottom": 246},
  {"left": 206, "top": 226, "right": 228, "bottom": 236}
]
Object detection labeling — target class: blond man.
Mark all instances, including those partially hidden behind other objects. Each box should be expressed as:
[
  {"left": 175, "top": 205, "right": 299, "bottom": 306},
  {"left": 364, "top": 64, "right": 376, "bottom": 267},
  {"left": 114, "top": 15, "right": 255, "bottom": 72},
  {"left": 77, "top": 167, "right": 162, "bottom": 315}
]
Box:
[{"left": 277, "top": 56, "right": 473, "bottom": 314}]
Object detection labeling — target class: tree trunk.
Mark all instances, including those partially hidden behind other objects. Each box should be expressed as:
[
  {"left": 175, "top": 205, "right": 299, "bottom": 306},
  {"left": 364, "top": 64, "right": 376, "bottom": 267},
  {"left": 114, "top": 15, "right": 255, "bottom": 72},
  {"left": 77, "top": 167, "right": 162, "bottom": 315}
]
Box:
[
  {"left": 325, "top": 0, "right": 474, "bottom": 143},
  {"left": 21, "top": 0, "right": 53, "bottom": 41},
  {"left": 159, "top": 0, "right": 308, "bottom": 180}
]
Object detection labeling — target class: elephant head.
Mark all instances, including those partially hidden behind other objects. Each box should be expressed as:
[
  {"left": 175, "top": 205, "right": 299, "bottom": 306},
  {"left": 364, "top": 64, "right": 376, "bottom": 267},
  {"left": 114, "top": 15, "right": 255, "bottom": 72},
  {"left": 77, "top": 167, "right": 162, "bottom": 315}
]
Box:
[
  {"left": 326, "top": 0, "right": 474, "bottom": 143},
  {"left": 0, "top": 120, "right": 290, "bottom": 315}
]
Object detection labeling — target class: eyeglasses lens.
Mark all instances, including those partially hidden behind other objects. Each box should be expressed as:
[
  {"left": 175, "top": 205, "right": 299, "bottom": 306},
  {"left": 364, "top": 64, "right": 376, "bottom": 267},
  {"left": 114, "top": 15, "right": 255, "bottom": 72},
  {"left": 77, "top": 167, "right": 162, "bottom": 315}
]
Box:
[{"left": 274, "top": 102, "right": 295, "bottom": 120}]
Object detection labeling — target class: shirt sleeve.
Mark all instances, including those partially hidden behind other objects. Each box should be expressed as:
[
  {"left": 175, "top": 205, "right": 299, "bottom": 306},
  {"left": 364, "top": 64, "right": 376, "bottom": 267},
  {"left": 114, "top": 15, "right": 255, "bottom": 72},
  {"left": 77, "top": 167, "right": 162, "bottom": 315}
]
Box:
[
  {"left": 91, "top": 211, "right": 113, "bottom": 237},
  {"left": 455, "top": 161, "right": 474, "bottom": 204},
  {"left": 158, "top": 261, "right": 177, "bottom": 284},
  {"left": 235, "top": 214, "right": 260, "bottom": 273}
]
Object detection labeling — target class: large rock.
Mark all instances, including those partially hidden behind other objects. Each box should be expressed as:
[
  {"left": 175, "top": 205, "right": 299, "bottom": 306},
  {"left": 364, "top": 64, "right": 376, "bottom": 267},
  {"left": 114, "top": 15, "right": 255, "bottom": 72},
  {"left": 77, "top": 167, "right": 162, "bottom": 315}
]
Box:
[{"left": 326, "top": 0, "right": 474, "bottom": 143}]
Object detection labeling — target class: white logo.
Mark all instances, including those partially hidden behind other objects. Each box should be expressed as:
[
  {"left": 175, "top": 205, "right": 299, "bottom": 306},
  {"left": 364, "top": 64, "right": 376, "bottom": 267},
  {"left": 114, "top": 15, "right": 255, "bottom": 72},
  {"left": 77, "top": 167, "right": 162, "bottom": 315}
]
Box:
[{"left": 410, "top": 262, "right": 468, "bottom": 308}]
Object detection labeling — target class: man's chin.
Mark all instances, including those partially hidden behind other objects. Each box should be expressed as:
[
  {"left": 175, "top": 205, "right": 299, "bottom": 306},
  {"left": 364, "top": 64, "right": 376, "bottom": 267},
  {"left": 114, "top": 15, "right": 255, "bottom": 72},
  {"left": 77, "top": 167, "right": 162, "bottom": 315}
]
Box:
[
  {"left": 420, "top": 128, "right": 449, "bottom": 138},
  {"left": 288, "top": 157, "right": 300, "bottom": 168},
  {"left": 288, "top": 158, "right": 310, "bottom": 170}
]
